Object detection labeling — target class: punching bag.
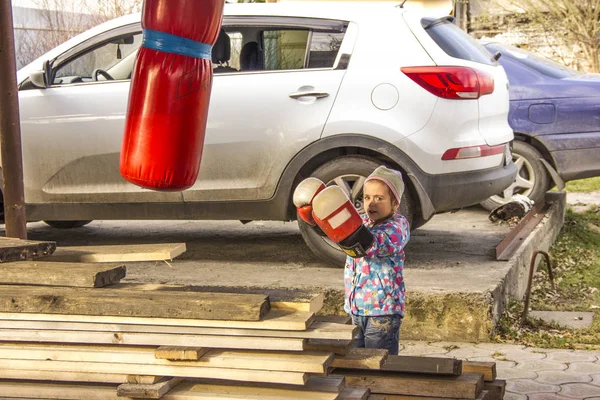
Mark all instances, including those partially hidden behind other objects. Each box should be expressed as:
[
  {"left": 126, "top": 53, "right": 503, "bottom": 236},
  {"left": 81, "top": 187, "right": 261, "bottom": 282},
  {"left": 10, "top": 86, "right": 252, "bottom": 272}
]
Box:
[{"left": 120, "top": 0, "right": 224, "bottom": 191}]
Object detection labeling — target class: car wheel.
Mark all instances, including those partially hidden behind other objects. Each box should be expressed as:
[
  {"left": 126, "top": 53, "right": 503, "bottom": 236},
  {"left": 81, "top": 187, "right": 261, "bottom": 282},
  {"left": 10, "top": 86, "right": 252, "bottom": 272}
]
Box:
[
  {"left": 298, "top": 155, "right": 414, "bottom": 267},
  {"left": 44, "top": 220, "right": 93, "bottom": 229},
  {"left": 480, "top": 141, "right": 550, "bottom": 211}
]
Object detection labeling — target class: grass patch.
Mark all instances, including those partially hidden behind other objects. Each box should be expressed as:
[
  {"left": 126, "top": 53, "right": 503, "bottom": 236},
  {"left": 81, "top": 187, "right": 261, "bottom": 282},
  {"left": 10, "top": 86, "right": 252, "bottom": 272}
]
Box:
[
  {"left": 565, "top": 177, "right": 600, "bottom": 193},
  {"left": 493, "top": 208, "right": 600, "bottom": 348}
]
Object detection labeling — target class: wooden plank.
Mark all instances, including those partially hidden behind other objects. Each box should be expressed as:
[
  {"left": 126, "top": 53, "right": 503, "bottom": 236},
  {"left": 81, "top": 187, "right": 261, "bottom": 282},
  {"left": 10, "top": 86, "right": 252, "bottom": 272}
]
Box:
[
  {"left": 0, "top": 285, "right": 269, "bottom": 320},
  {"left": 335, "top": 370, "right": 483, "bottom": 399},
  {"left": 368, "top": 396, "right": 387, "bottom": 400},
  {"left": 0, "top": 309, "right": 312, "bottom": 331},
  {"left": 331, "top": 348, "right": 388, "bottom": 370},
  {"left": 0, "top": 318, "right": 349, "bottom": 339},
  {"left": 155, "top": 346, "right": 209, "bottom": 360},
  {"left": 0, "top": 237, "right": 56, "bottom": 263},
  {"left": 0, "top": 329, "right": 306, "bottom": 351},
  {"left": 187, "top": 376, "right": 345, "bottom": 394},
  {"left": 117, "top": 377, "right": 184, "bottom": 399},
  {"left": 385, "top": 390, "right": 491, "bottom": 400},
  {"left": 0, "top": 261, "right": 126, "bottom": 287},
  {"left": 108, "top": 283, "right": 325, "bottom": 313},
  {"left": 0, "top": 369, "right": 127, "bottom": 383},
  {"left": 314, "top": 315, "right": 352, "bottom": 324},
  {"left": 462, "top": 361, "right": 497, "bottom": 382},
  {"left": 128, "top": 375, "right": 165, "bottom": 384},
  {"left": 0, "top": 343, "right": 329, "bottom": 373},
  {"left": 0, "top": 358, "right": 308, "bottom": 385},
  {"left": 382, "top": 355, "right": 462, "bottom": 375},
  {"left": 338, "top": 387, "right": 370, "bottom": 400},
  {"left": 0, "top": 381, "right": 117, "bottom": 400},
  {"left": 483, "top": 380, "right": 505, "bottom": 400},
  {"left": 46, "top": 243, "right": 186, "bottom": 262},
  {"left": 163, "top": 381, "right": 337, "bottom": 400},
  {"left": 305, "top": 338, "right": 354, "bottom": 355}
]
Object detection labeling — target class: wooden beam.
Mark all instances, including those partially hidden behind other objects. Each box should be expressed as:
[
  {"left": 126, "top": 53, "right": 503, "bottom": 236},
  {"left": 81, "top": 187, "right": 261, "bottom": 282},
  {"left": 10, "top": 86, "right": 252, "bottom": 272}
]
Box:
[
  {"left": 0, "top": 318, "right": 350, "bottom": 340},
  {"left": 0, "top": 237, "right": 55, "bottom": 262},
  {"left": 0, "top": 343, "right": 330, "bottom": 373},
  {"left": 0, "top": 285, "right": 270, "bottom": 320},
  {"left": 162, "top": 381, "right": 337, "bottom": 400},
  {"left": 117, "top": 377, "right": 184, "bottom": 399},
  {"left": 337, "top": 387, "right": 370, "bottom": 400},
  {"left": 0, "top": 261, "right": 126, "bottom": 287},
  {"left": 128, "top": 375, "right": 165, "bottom": 384},
  {"left": 0, "top": 381, "right": 117, "bottom": 399},
  {"left": 188, "top": 375, "right": 345, "bottom": 394},
  {"left": 46, "top": 243, "right": 186, "bottom": 262},
  {"left": 305, "top": 338, "right": 354, "bottom": 355},
  {"left": 0, "top": 369, "right": 127, "bottom": 383},
  {"left": 108, "top": 283, "right": 324, "bottom": 314},
  {"left": 0, "top": 329, "right": 306, "bottom": 351},
  {"left": 335, "top": 370, "right": 483, "bottom": 399},
  {"left": 483, "top": 380, "right": 505, "bottom": 400},
  {"left": 155, "top": 346, "right": 209, "bottom": 360},
  {"left": 331, "top": 348, "right": 389, "bottom": 370},
  {"left": 382, "top": 355, "right": 462, "bottom": 375},
  {"left": 385, "top": 390, "right": 492, "bottom": 400},
  {"left": 314, "top": 315, "right": 352, "bottom": 324},
  {"left": 463, "top": 361, "right": 496, "bottom": 382},
  {"left": 0, "top": 358, "right": 308, "bottom": 385},
  {"left": 0, "top": 309, "right": 312, "bottom": 331}
]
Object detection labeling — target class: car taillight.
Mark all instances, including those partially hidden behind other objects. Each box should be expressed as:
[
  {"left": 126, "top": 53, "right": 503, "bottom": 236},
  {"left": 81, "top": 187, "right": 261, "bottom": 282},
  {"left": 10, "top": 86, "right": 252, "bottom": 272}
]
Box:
[
  {"left": 442, "top": 144, "right": 505, "bottom": 160},
  {"left": 401, "top": 66, "right": 494, "bottom": 100}
]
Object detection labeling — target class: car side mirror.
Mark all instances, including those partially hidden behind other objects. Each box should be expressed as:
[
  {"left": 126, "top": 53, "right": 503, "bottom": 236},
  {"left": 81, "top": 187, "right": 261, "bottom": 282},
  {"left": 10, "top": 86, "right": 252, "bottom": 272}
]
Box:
[{"left": 28, "top": 70, "right": 47, "bottom": 89}]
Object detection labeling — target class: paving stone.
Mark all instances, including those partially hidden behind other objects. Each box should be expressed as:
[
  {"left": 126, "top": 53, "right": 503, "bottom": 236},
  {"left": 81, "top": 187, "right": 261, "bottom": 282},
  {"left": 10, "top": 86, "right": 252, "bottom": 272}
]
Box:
[
  {"left": 546, "top": 350, "right": 598, "bottom": 363},
  {"left": 446, "top": 347, "right": 498, "bottom": 359},
  {"left": 499, "top": 349, "right": 548, "bottom": 362},
  {"left": 592, "top": 374, "right": 600, "bottom": 386},
  {"left": 529, "top": 310, "right": 594, "bottom": 329},
  {"left": 506, "top": 379, "right": 560, "bottom": 394},
  {"left": 569, "top": 362, "right": 600, "bottom": 374},
  {"left": 503, "top": 392, "right": 527, "bottom": 400},
  {"left": 474, "top": 342, "right": 526, "bottom": 351},
  {"left": 514, "top": 359, "right": 568, "bottom": 372},
  {"left": 399, "top": 341, "right": 447, "bottom": 356},
  {"left": 497, "top": 368, "right": 537, "bottom": 380},
  {"left": 536, "top": 370, "right": 592, "bottom": 385},
  {"left": 559, "top": 383, "right": 600, "bottom": 398},
  {"left": 529, "top": 394, "right": 584, "bottom": 400},
  {"left": 467, "top": 355, "right": 517, "bottom": 369}
]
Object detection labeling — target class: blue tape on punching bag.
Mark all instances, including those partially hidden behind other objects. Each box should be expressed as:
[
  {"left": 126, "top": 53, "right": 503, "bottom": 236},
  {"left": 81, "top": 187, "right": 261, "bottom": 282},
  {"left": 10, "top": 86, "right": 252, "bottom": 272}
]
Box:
[{"left": 142, "top": 29, "right": 213, "bottom": 59}]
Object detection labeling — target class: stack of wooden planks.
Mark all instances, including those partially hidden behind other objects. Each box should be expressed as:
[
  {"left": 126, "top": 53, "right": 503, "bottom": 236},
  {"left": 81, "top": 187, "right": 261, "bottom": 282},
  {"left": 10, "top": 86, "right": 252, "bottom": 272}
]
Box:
[{"left": 0, "top": 237, "right": 504, "bottom": 399}]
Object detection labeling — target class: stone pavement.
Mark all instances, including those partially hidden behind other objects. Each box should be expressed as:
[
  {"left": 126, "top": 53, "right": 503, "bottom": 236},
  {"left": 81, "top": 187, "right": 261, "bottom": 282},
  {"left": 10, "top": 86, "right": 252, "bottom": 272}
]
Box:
[{"left": 400, "top": 340, "right": 600, "bottom": 399}]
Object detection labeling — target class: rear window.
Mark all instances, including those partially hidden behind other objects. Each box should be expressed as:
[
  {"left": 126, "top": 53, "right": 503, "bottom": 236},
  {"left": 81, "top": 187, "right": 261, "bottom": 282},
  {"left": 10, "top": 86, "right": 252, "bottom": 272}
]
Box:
[{"left": 422, "top": 17, "right": 496, "bottom": 66}]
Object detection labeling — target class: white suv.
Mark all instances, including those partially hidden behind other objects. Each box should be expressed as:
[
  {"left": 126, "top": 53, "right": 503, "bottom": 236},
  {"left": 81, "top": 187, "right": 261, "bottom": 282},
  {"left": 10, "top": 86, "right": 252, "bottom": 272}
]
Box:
[{"left": 13, "top": 2, "right": 516, "bottom": 265}]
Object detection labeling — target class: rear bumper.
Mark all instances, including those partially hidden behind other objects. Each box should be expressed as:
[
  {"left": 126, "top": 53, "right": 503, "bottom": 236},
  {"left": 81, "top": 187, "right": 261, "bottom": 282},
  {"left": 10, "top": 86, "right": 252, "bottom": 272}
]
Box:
[{"left": 420, "top": 161, "right": 518, "bottom": 213}]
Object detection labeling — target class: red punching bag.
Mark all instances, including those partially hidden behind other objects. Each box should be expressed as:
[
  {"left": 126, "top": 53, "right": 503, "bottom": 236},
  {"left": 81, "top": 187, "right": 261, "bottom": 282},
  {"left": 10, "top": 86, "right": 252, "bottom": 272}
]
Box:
[{"left": 120, "top": 0, "right": 224, "bottom": 191}]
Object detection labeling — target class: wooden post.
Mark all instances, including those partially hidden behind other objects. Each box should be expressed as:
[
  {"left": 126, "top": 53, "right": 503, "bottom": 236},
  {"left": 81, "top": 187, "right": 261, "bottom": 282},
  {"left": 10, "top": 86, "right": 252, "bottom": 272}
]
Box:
[
  {"left": 0, "top": 0, "right": 27, "bottom": 239},
  {"left": 453, "top": 0, "right": 469, "bottom": 31}
]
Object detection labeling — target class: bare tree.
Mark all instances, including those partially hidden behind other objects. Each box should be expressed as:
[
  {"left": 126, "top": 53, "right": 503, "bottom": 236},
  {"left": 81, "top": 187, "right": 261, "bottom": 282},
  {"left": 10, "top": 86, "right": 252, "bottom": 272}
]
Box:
[{"left": 492, "top": 0, "right": 600, "bottom": 72}]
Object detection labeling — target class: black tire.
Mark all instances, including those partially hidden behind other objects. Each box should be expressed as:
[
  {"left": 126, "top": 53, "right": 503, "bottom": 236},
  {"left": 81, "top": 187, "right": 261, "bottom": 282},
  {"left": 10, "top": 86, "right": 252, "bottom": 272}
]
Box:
[
  {"left": 44, "top": 220, "right": 93, "bottom": 229},
  {"left": 480, "top": 141, "right": 550, "bottom": 211},
  {"left": 298, "top": 155, "right": 414, "bottom": 267}
]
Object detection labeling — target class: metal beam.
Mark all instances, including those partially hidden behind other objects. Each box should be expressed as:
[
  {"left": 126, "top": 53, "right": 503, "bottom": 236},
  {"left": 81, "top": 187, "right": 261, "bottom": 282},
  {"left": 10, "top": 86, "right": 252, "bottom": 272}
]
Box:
[{"left": 0, "top": 0, "right": 27, "bottom": 239}]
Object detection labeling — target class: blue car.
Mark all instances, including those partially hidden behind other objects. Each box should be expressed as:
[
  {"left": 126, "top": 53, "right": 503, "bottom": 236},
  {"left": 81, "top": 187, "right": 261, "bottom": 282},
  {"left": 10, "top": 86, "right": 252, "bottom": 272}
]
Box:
[{"left": 481, "top": 42, "right": 600, "bottom": 210}]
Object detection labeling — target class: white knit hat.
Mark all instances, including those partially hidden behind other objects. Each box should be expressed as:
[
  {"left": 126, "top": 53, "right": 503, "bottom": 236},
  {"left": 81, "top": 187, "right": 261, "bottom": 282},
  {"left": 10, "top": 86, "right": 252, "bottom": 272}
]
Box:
[{"left": 364, "top": 166, "right": 405, "bottom": 204}]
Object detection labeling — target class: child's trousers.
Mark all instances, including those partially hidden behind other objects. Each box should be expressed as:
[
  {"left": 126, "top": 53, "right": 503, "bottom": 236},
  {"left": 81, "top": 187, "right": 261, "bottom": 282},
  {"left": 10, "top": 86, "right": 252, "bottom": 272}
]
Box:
[{"left": 351, "top": 314, "right": 402, "bottom": 355}]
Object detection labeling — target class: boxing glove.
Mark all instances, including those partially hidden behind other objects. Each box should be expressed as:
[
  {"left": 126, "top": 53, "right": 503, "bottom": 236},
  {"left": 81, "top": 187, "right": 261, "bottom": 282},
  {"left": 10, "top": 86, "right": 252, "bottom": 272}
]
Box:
[
  {"left": 312, "top": 186, "right": 374, "bottom": 258},
  {"left": 293, "top": 177, "right": 326, "bottom": 226}
]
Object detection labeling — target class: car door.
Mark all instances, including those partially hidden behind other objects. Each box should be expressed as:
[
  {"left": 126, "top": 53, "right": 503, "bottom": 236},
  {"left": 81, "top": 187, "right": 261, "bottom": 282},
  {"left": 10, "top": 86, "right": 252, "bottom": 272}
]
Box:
[
  {"left": 182, "top": 17, "right": 349, "bottom": 202},
  {"left": 18, "top": 24, "right": 182, "bottom": 206}
]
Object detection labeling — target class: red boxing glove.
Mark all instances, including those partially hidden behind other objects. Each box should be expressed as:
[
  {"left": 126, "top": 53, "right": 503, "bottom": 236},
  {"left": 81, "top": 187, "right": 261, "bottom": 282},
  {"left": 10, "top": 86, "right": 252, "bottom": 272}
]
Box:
[
  {"left": 120, "top": 0, "right": 224, "bottom": 191},
  {"left": 312, "top": 186, "right": 374, "bottom": 258},
  {"left": 293, "top": 177, "right": 326, "bottom": 226}
]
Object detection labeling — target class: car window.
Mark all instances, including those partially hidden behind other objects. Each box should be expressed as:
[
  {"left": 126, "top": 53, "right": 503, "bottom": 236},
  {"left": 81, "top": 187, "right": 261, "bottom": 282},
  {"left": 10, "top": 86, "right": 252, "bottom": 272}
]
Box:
[
  {"left": 485, "top": 43, "right": 581, "bottom": 79},
  {"left": 53, "top": 33, "right": 142, "bottom": 85},
  {"left": 307, "top": 31, "right": 344, "bottom": 68},
  {"left": 263, "top": 29, "right": 309, "bottom": 70},
  {"left": 422, "top": 17, "right": 496, "bottom": 66}
]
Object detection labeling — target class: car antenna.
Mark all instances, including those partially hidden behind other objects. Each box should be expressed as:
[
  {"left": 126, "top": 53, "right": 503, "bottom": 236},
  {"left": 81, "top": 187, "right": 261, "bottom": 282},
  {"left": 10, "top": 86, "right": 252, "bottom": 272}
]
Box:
[
  {"left": 493, "top": 52, "right": 502, "bottom": 61},
  {"left": 397, "top": 0, "right": 408, "bottom": 8}
]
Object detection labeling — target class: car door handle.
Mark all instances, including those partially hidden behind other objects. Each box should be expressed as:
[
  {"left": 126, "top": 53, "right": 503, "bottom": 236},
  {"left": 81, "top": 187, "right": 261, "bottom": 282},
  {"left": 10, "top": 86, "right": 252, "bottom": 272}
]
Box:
[{"left": 288, "top": 91, "right": 330, "bottom": 99}]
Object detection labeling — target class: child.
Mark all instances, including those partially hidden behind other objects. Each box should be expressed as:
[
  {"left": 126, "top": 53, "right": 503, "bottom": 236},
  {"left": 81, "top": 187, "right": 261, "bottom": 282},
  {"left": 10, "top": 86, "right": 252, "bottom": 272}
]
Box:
[{"left": 344, "top": 165, "right": 410, "bottom": 355}]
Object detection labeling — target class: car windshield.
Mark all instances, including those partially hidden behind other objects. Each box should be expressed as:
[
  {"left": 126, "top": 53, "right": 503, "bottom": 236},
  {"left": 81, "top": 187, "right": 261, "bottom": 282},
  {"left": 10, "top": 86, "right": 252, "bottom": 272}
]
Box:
[{"left": 485, "top": 43, "right": 581, "bottom": 79}]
